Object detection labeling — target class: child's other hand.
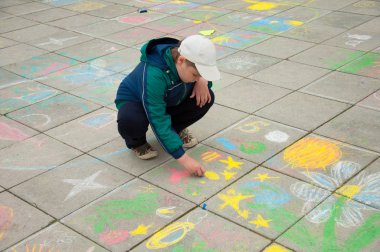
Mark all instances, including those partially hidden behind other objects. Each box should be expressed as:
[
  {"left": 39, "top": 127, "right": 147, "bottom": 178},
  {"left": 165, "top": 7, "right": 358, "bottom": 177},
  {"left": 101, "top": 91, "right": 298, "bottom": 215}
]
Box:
[
  {"left": 177, "top": 153, "right": 205, "bottom": 177},
  {"left": 190, "top": 77, "right": 211, "bottom": 108}
]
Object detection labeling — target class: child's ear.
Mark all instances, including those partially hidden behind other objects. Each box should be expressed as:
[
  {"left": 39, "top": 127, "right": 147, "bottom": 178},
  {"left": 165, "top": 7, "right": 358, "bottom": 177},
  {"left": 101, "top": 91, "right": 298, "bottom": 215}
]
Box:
[{"left": 177, "top": 55, "right": 186, "bottom": 65}]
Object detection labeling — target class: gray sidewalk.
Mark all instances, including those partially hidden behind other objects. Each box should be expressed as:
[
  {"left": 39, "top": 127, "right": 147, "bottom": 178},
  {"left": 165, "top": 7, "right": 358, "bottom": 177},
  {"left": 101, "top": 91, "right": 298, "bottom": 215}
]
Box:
[{"left": 1, "top": 0, "right": 380, "bottom": 251}]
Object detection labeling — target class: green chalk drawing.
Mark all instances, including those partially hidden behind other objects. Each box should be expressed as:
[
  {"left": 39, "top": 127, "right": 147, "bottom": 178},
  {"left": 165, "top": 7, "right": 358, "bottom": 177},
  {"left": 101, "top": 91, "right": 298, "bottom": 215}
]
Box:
[
  {"left": 343, "top": 211, "right": 380, "bottom": 252},
  {"left": 240, "top": 142, "right": 266, "bottom": 154},
  {"left": 340, "top": 53, "right": 379, "bottom": 74},
  {"left": 172, "top": 245, "right": 185, "bottom": 252},
  {"left": 324, "top": 51, "right": 365, "bottom": 70},
  {"left": 87, "top": 192, "right": 159, "bottom": 233},
  {"left": 322, "top": 197, "right": 345, "bottom": 252}
]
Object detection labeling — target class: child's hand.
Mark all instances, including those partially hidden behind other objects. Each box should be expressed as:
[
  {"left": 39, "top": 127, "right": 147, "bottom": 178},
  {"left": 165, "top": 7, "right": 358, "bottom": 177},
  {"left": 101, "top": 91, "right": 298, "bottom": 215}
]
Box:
[
  {"left": 177, "top": 153, "right": 205, "bottom": 177},
  {"left": 190, "top": 77, "right": 211, "bottom": 108}
]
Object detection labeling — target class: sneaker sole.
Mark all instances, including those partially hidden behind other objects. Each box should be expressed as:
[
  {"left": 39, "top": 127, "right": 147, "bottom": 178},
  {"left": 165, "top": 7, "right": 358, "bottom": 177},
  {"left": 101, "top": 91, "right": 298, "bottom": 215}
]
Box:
[{"left": 136, "top": 151, "right": 159, "bottom": 160}]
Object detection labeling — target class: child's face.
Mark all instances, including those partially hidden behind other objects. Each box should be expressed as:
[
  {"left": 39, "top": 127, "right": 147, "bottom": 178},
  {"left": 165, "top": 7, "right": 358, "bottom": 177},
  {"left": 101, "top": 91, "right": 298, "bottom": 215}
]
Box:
[{"left": 175, "top": 56, "right": 201, "bottom": 83}]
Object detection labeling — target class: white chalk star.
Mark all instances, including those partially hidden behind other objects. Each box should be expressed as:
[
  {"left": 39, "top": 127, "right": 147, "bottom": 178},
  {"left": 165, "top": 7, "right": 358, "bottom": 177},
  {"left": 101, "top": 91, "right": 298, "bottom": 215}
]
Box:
[{"left": 63, "top": 170, "right": 107, "bottom": 201}]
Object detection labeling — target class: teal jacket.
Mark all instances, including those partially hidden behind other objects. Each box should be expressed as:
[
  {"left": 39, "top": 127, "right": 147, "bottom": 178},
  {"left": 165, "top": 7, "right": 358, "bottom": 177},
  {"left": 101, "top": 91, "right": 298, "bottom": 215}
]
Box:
[{"left": 115, "top": 37, "right": 210, "bottom": 159}]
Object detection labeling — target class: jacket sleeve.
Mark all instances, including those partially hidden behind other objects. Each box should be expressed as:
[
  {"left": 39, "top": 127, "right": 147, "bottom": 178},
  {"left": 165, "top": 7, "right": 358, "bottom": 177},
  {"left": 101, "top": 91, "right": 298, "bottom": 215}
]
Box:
[{"left": 142, "top": 66, "right": 185, "bottom": 159}]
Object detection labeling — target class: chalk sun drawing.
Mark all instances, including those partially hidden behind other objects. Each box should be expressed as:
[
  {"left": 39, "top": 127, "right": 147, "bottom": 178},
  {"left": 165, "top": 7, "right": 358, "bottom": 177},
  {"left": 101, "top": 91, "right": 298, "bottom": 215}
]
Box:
[
  {"left": 63, "top": 170, "right": 107, "bottom": 201},
  {"left": 283, "top": 137, "right": 342, "bottom": 173},
  {"left": 265, "top": 130, "right": 289, "bottom": 143}
]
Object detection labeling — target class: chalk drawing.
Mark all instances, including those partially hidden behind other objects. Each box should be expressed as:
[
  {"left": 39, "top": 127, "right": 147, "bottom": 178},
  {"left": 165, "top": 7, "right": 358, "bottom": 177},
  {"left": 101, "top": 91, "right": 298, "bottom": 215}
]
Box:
[
  {"left": 37, "top": 37, "right": 78, "bottom": 46},
  {"left": 43, "top": 0, "right": 79, "bottom": 6},
  {"left": 290, "top": 181, "right": 330, "bottom": 214},
  {"left": 100, "top": 229, "right": 129, "bottom": 245},
  {"left": 215, "top": 137, "right": 237, "bottom": 150},
  {"left": 264, "top": 244, "right": 290, "bottom": 252},
  {"left": 336, "top": 170, "right": 380, "bottom": 209},
  {"left": 253, "top": 173, "right": 280, "bottom": 182},
  {"left": 11, "top": 244, "right": 58, "bottom": 252},
  {"left": 345, "top": 33, "right": 372, "bottom": 47},
  {"left": 63, "top": 170, "right": 107, "bottom": 201},
  {"left": 240, "top": 141, "right": 266, "bottom": 154},
  {"left": 235, "top": 120, "right": 270, "bottom": 133},
  {"left": 0, "top": 205, "right": 13, "bottom": 241},
  {"left": 265, "top": 130, "right": 289, "bottom": 143},
  {"left": 80, "top": 113, "right": 115, "bottom": 129},
  {"left": 212, "top": 30, "right": 270, "bottom": 49},
  {"left": 66, "top": 1, "right": 106, "bottom": 12},
  {"left": 218, "top": 188, "right": 254, "bottom": 219},
  {"left": 201, "top": 151, "right": 222, "bottom": 162},
  {"left": 156, "top": 206, "right": 176, "bottom": 219},
  {"left": 246, "top": 17, "right": 303, "bottom": 34},
  {"left": 146, "top": 210, "right": 207, "bottom": 249},
  {"left": 283, "top": 137, "right": 342, "bottom": 173},
  {"left": 219, "top": 156, "right": 244, "bottom": 170},
  {"left": 0, "top": 122, "right": 29, "bottom": 141},
  {"left": 20, "top": 114, "right": 51, "bottom": 127},
  {"left": 250, "top": 214, "right": 272, "bottom": 228}
]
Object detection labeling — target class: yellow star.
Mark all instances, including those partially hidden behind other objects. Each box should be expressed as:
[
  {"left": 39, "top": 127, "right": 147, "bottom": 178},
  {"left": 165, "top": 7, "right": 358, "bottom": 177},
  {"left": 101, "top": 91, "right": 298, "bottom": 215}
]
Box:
[
  {"left": 218, "top": 189, "right": 254, "bottom": 219},
  {"left": 250, "top": 214, "right": 272, "bottom": 228},
  {"left": 253, "top": 173, "right": 279, "bottom": 182},
  {"left": 130, "top": 224, "right": 152, "bottom": 236},
  {"left": 219, "top": 156, "right": 244, "bottom": 170},
  {"left": 221, "top": 170, "right": 237, "bottom": 181}
]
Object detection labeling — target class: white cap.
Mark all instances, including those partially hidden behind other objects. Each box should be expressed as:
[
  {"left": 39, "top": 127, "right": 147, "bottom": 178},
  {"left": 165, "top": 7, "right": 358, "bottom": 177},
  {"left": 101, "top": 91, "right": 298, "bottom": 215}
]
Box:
[{"left": 178, "top": 35, "right": 220, "bottom": 81}]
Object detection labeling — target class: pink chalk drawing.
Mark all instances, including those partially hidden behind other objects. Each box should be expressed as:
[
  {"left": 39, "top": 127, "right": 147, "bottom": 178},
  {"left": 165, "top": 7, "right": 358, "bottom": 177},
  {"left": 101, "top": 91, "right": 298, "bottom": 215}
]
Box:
[
  {"left": 34, "top": 62, "right": 71, "bottom": 77},
  {"left": 0, "top": 123, "right": 29, "bottom": 141},
  {"left": 118, "top": 16, "right": 149, "bottom": 24},
  {"left": 99, "top": 229, "right": 129, "bottom": 245},
  {"left": 0, "top": 205, "right": 13, "bottom": 241},
  {"left": 168, "top": 168, "right": 191, "bottom": 184}
]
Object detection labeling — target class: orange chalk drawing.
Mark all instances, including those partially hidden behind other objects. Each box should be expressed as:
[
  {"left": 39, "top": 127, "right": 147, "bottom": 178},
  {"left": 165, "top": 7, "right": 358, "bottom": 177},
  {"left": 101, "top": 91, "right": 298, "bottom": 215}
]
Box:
[
  {"left": 0, "top": 205, "right": 13, "bottom": 241},
  {"left": 11, "top": 244, "right": 60, "bottom": 252},
  {"left": 283, "top": 137, "right": 342, "bottom": 173},
  {"left": 201, "top": 151, "right": 222, "bottom": 162}
]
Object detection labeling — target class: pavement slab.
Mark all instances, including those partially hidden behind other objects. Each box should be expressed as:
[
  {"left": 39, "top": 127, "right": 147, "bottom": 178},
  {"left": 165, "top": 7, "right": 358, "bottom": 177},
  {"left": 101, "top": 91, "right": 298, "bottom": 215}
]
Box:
[
  {"left": 211, "top": 29, "right": 271, "bottom": 49},
  {"left": 131, "top": 208, "right": 271, "bottom": 251},
  {"left": 0, "top": 37, "right": 18, "bottom": 49},
  {"left": 0, "top": 192, "right": 53, "bottom": 251},
  {"left": 2, "top": 24, "right": 64, "bottom": 43},
  {"left": 205, "top": 116, "right": 307, "bottom": 164},
  {"left": 205, "top": 166, "right": 330, "bottom": 239},
  {"left": 86, "top": 4, "right": 136, "bottom": 18},
  {"left": 0, "top": 81, "right": 61, "bottom": 115},
  {"left": 300, "top": 71, "right": 380, "bottom": 104},
  {"left": 341, "top": 0, "right": 380, "bottom": 16},
  {"left": 47, "top": 14, "right": 104, "bottom": 30},
  {"left": 61, "top": 0, "right": 111, "bottom": 13},
  {"left": 105, "top": 27, "right": 165, "bottom": 47},
  {"left": 74, "top": 20, "right": 134, "bottom": 38},
  {"left": 264, "top": 134, "right": 379, "bottom": 191},
  {"left": 142, "top": 144, "right": 256, "bottom": 204},
  {"left": 142, "top": 16, "right": 196, "bottom": 34},
  {"left": 289, "top": 44, "right": 366, "bottom": 70},
  {"left": 0, "top": 133, "right": 81, "bottom": 188},
  {"left": 150, "top": 1, "right": 199, "bottom": 14},
  {"left": 215, "top": 78, "right": 291, "bottom": 113},
  {"left": 11, "top": 154, "right": 133, "bottom": 218},
  {"left": 0, "top": 116, "right": 38, "bottom": 150},
  {"left": 6, "top": 222, "right": 108, "bottom": 252},
  {"left": 1, "top": 2, "right": 51, "bottom": 16},
  {"left": 0, "top": 68, "right": 26, "bottom": 89},
  {"left": 177, "top": 5, "right": 231, "bottom": 21},
  {"left": 20, "top": 7, "right": 77, "bottom": 22},
  {"left": 256, "top": 91, "right": 351, "bottom": 131},
  {"left": 45, "top": 107, "right": 119, "bottom": 152},
  {"left": 323, "top": 29, "right": 380, "bottom": 52},
  {"left": 69, "top": 74, "right": 123, "bottom": 106},
  {"left": 245, "top": 36, "right": 315, "bottom": 59},
  {"left": 0, "top": 44, "right": 47, "bottom": 67},
  {"left": 357, "top": 90, "right": 380, "bottom": 111},
  {"left": 309, "top": 11, "right": 374, "bottom": 29},
  {"left": 62, "top": 178, "right": 195, "bottom": 251},
  {"left": 208, "top": 10, "right": 262, "bottom": 28},
  {"left": 210, "top": 71, "right": 243, "bottom": 91},
  {"left": 315, "top": 106, "right": 380, "bottom": 153},
  {"left": 250, "top": 60, "right": 330, "bottom": 90},
  {"left": 217, "top": 51, "right": 281, "bottom": 77},
  {"left": 3, "top": 53, "right": 79, "bottom": 79},
  {"left": 277, "top": 195, "right": 380, "bottom": 252},
  {"left": 273, "top": 6, "right": 331, "bottom": 23},
  {"left": 112, "top": 11, "right": 168, "bottom": 27},
  {"left": 37, "top": 63, "right": 114, "bottom": 92},
  {"left": 338, "top": 52, "right": 380, "bottom": 79},
  {"left": 302, "top": 0, "right": 358, "bottom": 11},
  {"left": 7, "top": 93, "right": 101, "bottom": 131}
]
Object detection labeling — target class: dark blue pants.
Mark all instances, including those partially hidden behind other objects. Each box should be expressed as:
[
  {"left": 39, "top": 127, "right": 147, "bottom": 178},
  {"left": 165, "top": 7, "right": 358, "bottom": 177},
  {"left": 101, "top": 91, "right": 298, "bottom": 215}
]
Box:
[{"left": 117, "top": 90, "right": 215, "bottom": 149}]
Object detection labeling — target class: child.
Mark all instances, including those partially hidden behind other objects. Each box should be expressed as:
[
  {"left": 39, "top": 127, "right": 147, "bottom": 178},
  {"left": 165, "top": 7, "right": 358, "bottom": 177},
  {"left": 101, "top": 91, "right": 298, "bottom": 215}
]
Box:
[{"left": 115, "top": 35, "right": 220, "bottom": 177}]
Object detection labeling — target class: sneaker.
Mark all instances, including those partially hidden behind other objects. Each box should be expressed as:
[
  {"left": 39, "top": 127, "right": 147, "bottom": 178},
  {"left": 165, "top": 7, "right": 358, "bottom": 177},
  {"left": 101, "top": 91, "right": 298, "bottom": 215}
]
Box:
[
  {"left": 133, "top": 143, "right": 158, "bottom": 160},
  {"left": 179, "top": 128, "right": 198, "bottom": 148}
]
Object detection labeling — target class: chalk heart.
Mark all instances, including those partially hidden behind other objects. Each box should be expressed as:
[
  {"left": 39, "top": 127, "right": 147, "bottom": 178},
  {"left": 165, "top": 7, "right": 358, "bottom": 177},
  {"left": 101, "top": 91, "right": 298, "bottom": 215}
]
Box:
[
  {"left": 0, "top": 123, "right": 29, "bottom": 141},
  {"left": 99, "top": 229, "right": 129, "bottom": 245},
  {"left": 0, "top": 205, "right": 13, "bottom": 240}
]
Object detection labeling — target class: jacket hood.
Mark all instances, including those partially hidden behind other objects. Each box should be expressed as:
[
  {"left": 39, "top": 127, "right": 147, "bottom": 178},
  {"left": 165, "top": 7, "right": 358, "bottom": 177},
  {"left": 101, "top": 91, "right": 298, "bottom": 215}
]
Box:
[{"left": 140, "top": 37, "right": 180, "bottom": 71}]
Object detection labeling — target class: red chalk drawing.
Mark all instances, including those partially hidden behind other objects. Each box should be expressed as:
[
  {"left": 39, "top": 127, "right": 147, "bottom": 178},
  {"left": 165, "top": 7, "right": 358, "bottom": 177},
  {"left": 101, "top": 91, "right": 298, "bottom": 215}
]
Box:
[
  {"left": 168, "top": 168, "right": 190, "bottom": 184},
  {"left": 0, "top": 123, "right": 29, "bottom": 141},
  {"left": 100, "top": 229, "right": 129, "bottom": 245}
]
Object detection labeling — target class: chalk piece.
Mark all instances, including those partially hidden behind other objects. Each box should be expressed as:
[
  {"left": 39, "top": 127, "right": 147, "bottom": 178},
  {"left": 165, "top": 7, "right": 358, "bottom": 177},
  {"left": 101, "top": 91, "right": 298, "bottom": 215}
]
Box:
[
  {"left": 193, "top": 20, "right": 202, "bottom": 24},
  {"left": 199, "top": 29, "right": 215, "bottom": 36},
  {"left": 202, "top": 203, "right": 207, "bottom": 210},
  {"left": 138, "top": 8, "right": 148, "bottom": 13}
]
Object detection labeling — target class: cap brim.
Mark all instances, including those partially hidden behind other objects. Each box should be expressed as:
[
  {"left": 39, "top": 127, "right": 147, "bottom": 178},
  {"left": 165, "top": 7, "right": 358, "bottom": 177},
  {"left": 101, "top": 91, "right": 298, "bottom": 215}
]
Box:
[{"left": 195, "top": 63, "right": 221, "bottom": 81}]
